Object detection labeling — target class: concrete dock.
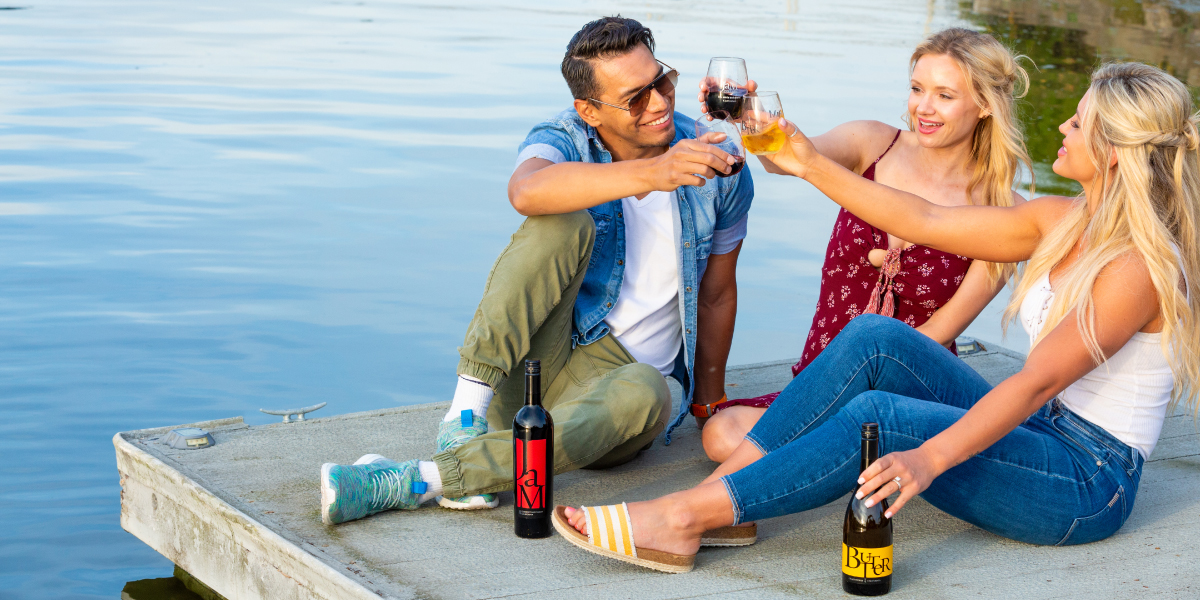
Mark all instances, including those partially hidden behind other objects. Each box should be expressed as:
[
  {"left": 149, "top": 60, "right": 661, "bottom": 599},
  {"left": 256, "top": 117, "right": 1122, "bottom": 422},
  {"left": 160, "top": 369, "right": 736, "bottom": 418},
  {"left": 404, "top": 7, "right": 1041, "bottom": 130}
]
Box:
[{"left": 115, "top": 342, "right": 1200, "bottom": 599}]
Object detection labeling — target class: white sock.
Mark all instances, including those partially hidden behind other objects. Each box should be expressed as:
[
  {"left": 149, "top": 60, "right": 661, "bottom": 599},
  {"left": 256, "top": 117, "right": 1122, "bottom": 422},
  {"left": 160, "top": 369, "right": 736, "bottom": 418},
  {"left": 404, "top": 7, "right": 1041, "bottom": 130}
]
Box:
[
  {"left": 445, "top": 375, "right": 493, "bottom": 422},
  {"left": 417, "top": 461, "right": 444, "bottom": 503}
]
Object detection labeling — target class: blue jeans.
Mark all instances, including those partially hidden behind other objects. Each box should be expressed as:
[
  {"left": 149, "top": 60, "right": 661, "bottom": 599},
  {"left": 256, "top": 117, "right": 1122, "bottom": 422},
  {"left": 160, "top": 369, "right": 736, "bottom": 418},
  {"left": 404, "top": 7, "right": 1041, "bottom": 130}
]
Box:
[{"left": 721, "top": 314, "right": 1143, "bottom": 546}]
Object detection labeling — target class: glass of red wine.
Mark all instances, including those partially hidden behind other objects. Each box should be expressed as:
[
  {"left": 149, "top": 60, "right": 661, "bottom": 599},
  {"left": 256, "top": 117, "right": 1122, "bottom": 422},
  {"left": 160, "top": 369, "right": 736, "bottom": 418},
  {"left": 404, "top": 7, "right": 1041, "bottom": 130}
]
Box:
[
  {"left": 704, "top": 57, "right": 749, "bottom": 121},
  {"left": 696, "top": 114, "right": 746, "bottom": 178}
]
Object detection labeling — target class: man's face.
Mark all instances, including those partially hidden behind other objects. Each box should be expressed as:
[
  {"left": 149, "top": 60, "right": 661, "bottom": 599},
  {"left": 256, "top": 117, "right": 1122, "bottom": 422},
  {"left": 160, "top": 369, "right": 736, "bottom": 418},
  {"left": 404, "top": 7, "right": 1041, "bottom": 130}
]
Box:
[{"left": 587, "top": 44, "right": 675, "bottom": 149}]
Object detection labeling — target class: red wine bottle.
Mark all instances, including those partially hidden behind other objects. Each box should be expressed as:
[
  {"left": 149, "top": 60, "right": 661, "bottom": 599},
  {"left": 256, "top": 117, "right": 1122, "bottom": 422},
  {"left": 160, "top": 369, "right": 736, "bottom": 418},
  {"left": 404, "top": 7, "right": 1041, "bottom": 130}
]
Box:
[
  {"left": 514, "top": 359, "right": 554, "bottom": 538},
  {"left": 842, "top": 422, "right": 892, "bottom": 596}
]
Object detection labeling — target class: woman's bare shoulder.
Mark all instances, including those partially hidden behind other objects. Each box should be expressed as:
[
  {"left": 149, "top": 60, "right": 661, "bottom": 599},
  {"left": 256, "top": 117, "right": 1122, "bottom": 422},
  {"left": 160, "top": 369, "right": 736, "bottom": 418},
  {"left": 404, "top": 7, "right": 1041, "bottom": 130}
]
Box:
[
  {"left": 1016, "top": 194, "right": 1078, "bottom": 229},
  {"left": 1023, "top": 194, "right": 1077, "bottom": 211},
  {"left": 828, "top": 120, "right": 900, "bottom": 145},
  {"left": 832, "top": 119, "right": 898, "bottom": 135},
  {"left": 818, "top": 120, "right": 902, "bottom": 172},
  {"left": 1093, "top": 250, "right": 1160, "bottom": 332}
]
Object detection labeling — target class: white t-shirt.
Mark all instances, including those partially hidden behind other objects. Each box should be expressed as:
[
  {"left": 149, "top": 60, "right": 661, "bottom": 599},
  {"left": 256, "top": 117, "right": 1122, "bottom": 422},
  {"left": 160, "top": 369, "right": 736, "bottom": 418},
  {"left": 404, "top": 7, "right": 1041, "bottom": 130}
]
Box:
[
  {"left": 514, "top": 145, "right": 750, "bottom": 377},
  {"left": 604, "top": 191, "right": 683, "bottom": 375}
]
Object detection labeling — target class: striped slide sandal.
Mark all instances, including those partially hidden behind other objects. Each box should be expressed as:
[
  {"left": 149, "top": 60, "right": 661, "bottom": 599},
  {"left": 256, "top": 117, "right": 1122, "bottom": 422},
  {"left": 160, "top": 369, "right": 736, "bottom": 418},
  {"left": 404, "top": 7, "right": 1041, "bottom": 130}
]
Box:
[
  {"left": 551, "top": 504, "right": 695, "bottom": 573},
  {"left": 701, "top": 523, "right": 757, "bottom": 547}
]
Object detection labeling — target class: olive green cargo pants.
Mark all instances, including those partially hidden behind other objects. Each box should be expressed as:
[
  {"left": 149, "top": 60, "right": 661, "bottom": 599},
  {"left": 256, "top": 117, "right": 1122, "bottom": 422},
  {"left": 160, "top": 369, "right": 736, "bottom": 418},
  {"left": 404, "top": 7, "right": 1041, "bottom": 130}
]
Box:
[{"left": 432, "top": 211, "right": 674, "bottom": 498}]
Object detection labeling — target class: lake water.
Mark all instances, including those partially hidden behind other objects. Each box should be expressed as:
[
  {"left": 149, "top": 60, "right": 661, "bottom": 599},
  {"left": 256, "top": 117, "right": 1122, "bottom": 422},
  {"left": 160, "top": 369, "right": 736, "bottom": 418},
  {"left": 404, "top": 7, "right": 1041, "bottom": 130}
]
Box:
[{"left": 1, "top": 1, "right": 1196, "bottom": 597}]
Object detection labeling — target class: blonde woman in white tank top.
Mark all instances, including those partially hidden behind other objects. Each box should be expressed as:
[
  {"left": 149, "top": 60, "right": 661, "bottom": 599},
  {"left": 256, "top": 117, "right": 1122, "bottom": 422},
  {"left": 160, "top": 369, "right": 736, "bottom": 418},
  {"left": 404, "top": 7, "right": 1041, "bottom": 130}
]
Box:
[{"left": 553, "top": 62, "right": 1200, "bottom": 570}]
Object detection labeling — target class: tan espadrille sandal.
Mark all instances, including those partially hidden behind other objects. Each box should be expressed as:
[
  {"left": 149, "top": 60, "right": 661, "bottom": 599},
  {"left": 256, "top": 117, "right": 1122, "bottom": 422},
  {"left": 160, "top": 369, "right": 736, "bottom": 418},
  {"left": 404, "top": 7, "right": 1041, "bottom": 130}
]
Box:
[
  {"left": 700, "top": 523, "right": 757, "bottom": 547},
  {"left": 551, "top": 504, "right": 695, "bottom": 574}
]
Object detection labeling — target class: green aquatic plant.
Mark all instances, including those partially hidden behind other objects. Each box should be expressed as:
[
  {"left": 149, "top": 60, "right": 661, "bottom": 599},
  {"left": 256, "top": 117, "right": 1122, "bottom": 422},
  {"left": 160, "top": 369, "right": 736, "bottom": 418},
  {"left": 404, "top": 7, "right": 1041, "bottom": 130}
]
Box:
[{"left": 959, "top": 0, "right": 1200, "bottom": 197}]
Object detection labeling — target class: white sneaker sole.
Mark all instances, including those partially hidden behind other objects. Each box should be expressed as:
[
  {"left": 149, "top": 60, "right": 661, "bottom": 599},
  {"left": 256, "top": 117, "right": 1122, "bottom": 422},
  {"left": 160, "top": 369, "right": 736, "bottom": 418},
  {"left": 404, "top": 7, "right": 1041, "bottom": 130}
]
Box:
[
  {"left": 320, "top": 463, "right": 336, "bottom": 526},
  {"left": 436, "top": 495, "right": 499, "bottom": 510},
  {"left": 354, "top": 453, "right": 388, "bottom": 465}
]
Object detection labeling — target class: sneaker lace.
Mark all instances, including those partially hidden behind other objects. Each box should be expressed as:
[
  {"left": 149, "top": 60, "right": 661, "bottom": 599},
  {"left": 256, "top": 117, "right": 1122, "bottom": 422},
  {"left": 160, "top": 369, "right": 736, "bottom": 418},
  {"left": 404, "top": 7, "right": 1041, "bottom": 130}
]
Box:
[{"left": 369, "top": 466, "right": 407, "bottom": 511}]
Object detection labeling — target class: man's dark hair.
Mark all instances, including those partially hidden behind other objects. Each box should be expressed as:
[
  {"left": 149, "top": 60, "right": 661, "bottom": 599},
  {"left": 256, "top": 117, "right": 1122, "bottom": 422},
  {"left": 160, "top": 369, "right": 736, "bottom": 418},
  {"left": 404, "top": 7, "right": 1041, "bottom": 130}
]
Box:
[{"left": 561, "top": 16, "right": 655, "bottom": 102}]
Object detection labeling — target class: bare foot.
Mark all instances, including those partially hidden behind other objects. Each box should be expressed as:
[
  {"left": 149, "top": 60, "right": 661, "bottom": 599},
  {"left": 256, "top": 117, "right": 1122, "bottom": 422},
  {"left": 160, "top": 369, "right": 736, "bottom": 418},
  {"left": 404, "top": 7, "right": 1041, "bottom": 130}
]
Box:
[{"left": 564, "top": 499, "right": 705, "bottom": 556}]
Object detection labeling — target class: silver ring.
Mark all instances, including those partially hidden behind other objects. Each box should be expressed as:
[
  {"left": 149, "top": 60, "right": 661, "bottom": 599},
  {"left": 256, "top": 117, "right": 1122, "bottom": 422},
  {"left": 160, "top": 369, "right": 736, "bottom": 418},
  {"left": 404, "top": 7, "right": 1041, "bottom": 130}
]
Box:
[
  {"left": 893, "top": 476, "right": 902, "bottom": 489},
  {"left": 788, "top": 127, "right": 801, "bottom": 138}
]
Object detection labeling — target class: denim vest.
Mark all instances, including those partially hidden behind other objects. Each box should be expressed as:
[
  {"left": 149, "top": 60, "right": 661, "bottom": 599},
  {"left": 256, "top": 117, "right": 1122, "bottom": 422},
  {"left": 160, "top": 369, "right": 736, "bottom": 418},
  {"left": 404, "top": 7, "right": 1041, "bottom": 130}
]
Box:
[{"left": 518, "top": 109, "right": 754, "bottom": 442}]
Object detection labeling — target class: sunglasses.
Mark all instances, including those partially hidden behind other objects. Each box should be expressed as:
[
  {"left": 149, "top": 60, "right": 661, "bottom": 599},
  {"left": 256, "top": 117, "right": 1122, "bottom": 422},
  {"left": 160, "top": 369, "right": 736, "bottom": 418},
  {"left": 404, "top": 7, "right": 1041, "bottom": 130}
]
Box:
[{"left": 588, "top": 61, "right": 678, "bottom": 119}]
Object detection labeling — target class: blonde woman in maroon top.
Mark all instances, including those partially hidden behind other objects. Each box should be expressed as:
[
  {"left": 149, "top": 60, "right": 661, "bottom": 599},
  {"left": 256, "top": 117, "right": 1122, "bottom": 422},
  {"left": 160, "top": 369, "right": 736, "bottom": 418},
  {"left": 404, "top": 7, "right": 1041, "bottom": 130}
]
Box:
[{"left": 698, "top": 28, "right": 1034, "bottom": 462}]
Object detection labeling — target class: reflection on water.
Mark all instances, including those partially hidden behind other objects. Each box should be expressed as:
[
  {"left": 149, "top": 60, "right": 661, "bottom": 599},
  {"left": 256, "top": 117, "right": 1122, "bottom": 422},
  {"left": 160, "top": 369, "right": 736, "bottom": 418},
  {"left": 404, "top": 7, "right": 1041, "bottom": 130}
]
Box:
[
  {"left": 0, "top": 1, "right": 1197, "bottom": 598},
  {"left": 122, "top": 567, "right": 215, "bottom": 600},
  {"left": 120, "top": 578, "right": 203, "bottom": 600},
  {"left": 962, "top": 0, "right": 1200, "bottom": 194}
]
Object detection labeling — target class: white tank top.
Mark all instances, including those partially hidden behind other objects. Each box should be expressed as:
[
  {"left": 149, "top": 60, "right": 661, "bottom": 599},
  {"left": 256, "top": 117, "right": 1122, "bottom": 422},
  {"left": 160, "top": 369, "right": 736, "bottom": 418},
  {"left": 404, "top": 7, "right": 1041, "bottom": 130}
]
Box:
[{"left": 1019, "top": 272, "right": 1175, "bottom": 459}]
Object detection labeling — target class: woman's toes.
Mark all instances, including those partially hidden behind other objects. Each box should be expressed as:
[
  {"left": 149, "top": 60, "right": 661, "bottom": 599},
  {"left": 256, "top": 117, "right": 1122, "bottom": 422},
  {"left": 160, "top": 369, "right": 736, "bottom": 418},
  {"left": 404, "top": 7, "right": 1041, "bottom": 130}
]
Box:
[{"left": 565, "top": 506, "right": 588, "bottom": 533}]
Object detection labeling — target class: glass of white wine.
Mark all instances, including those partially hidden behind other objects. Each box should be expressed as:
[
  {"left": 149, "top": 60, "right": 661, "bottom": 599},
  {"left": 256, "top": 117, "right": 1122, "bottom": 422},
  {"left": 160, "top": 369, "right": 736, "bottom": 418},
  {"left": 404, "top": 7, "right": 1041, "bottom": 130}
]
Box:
[{"left": 740, "top": 92, "right": 786, "bottom": 155}]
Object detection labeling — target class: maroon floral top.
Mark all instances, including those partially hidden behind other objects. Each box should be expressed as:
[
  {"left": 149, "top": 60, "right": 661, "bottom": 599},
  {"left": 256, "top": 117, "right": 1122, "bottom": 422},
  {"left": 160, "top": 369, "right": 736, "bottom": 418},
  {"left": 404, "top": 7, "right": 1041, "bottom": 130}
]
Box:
[
  {"left": 722, "top": 130, "right": 972, "bottom": 411},
  {"left": 796, "top": 208, "right": 971, "bottom": 371}
]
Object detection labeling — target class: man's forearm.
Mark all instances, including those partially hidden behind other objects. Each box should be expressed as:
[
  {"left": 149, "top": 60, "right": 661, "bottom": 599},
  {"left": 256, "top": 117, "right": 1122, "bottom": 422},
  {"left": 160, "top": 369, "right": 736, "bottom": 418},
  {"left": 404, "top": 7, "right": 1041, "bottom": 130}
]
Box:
[
  {"left": 693, "top": 292, "right": 737, "bottom": 407},
  {"left": 510, "top": 160, "right": 655, "bottom": 215}
]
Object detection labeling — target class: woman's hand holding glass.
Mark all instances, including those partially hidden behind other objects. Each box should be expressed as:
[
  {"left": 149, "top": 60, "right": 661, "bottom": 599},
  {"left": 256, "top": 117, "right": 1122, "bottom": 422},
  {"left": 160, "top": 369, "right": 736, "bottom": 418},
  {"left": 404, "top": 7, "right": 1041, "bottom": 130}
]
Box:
[{"left": 757, "top": 118, "right": 822, "bottom": 179}]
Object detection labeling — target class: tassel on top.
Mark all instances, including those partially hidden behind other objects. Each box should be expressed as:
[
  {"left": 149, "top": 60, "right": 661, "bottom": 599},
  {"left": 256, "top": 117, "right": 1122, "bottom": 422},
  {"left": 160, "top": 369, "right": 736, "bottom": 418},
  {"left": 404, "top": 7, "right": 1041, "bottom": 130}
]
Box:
[{"left": 864, "top": 248, "right": 903, "bottom": 318}]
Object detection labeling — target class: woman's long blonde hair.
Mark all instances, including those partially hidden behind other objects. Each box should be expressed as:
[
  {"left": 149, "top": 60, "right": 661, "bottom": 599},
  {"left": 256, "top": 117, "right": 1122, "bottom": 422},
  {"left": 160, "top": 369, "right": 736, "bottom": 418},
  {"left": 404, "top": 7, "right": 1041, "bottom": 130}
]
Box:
[
  {"left": 908, "top": 28, "right": 1035, "bottom": 283},
  {"left": 1003, "top": 62, "right": 1200, "bottom": 412}
]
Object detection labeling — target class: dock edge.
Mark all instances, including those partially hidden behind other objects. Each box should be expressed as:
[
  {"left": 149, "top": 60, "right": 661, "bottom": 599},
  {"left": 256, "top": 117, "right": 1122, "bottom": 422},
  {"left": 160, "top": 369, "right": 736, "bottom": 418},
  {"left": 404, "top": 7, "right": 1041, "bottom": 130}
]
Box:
[{"left": 114, "top": 425, "right": 397, "bottom": 600}]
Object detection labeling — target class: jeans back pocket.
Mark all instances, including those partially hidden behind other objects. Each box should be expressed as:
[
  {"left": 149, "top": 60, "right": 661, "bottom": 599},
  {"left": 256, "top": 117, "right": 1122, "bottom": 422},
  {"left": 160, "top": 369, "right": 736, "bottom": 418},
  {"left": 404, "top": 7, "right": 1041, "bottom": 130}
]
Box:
[{"left": 1056, "top": 485, "right": 1126, "bottom": 546}]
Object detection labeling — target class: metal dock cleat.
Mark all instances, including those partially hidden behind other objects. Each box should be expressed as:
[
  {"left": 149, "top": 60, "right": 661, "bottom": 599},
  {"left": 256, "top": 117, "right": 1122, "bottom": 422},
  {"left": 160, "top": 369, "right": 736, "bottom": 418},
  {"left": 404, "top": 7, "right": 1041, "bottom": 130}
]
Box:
[{"left": 259, "top": 402, "right": 326, "bottom": 423}]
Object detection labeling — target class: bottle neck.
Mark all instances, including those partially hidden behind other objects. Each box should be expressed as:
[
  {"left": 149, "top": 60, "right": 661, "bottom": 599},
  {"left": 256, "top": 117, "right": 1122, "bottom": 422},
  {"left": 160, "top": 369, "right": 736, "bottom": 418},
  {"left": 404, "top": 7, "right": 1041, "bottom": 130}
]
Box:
[
  {"left": 525, "top": 372, "right": 541, "bottom": 407},
  {"left": 860, "top": 437, "right": 878, "bottom": 474}
]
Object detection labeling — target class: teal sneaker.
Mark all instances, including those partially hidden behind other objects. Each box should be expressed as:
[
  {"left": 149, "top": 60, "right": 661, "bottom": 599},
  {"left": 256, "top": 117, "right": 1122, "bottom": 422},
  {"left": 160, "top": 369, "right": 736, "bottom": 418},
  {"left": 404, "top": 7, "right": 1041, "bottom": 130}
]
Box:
[
  {"left": 435, "top": 409, "right": 499, "bottom": 510},
  {"left": 320, "top": 458, "right": 425, "bottom": 525}
]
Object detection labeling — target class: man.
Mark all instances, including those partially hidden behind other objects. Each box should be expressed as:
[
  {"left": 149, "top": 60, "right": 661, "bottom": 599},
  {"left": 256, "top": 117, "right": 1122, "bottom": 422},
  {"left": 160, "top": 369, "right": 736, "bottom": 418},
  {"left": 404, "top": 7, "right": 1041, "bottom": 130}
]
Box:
[{"left": 320, "top": 15, "right": 752, "bottom": 524}]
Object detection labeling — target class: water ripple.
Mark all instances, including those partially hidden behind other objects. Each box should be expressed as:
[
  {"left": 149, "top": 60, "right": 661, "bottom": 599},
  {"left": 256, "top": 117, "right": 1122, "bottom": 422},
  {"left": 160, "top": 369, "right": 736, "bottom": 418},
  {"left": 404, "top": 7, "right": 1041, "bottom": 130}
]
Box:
[{"left": 9, "top": 0, "right": 1185, "bottom": 596}]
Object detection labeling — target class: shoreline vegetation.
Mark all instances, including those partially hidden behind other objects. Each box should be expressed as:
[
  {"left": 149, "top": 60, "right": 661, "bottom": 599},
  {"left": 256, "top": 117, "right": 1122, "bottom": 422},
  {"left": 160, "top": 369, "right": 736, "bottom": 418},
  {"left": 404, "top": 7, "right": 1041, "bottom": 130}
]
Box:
[{"left": 966, "top": 0, "right": 1200, "bottom": 196}]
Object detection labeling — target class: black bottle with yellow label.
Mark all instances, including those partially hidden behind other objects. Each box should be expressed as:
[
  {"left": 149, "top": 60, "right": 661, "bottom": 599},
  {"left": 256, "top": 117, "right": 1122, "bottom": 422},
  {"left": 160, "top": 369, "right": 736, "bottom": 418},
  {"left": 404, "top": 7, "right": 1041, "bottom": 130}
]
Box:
[{"left": 842, "top": 422, "right": 892, "bottom": 595}]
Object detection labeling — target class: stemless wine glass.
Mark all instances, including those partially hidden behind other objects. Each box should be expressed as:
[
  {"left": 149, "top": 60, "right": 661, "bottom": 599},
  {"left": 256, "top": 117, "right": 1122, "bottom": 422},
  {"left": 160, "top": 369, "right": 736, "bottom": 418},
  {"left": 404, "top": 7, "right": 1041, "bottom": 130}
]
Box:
[
  {"left": 740, "top": 92, "right": 786, "bottom": 155},
  {"left": 704, "top": 57, "right": 749, "bottom": 121},
  {"left": 696, "top": 115, "right": 746, "bottom": 179}
]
